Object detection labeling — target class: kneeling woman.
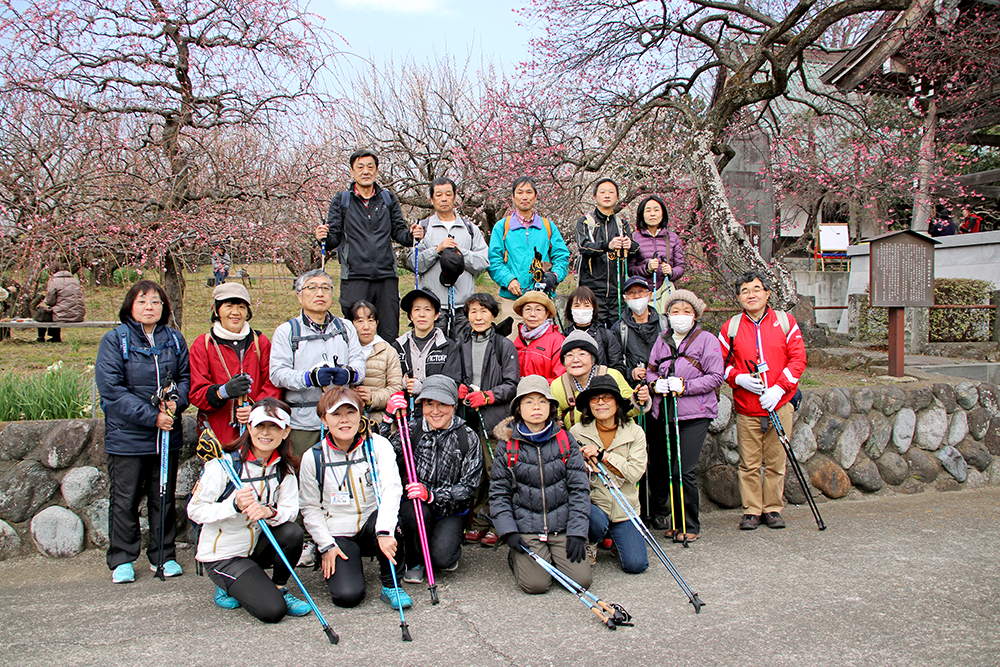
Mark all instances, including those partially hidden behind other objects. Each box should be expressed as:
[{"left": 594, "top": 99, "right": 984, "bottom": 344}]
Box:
[
  {"left": 187, "top": 398, "right": 311, "bottom": 622},
  {"left": 570, "top": 376, "right": 649, "bottom": 574},
  {"left": 490, "top": 375, "right": 591, "bottom": 594},
  {"left": 298, "top": 387, "right": 410, "bottom": 610}
]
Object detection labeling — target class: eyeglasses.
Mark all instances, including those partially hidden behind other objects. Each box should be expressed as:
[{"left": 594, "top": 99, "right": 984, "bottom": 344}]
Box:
[
  {"left": 301, "top": 284, "right": 333, "bottom": 293},
  {"left": 739, "top": 287, "right": 767, "bottom": 296},
  {"left": 136, "top": 299, "right": 163, "bottom": 307},
  {"left": 589, "top": 394, "right": 616, "bottom": 404}
]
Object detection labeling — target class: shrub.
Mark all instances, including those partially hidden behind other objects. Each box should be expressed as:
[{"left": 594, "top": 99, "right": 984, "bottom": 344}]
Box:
[
  {"left": 930, "top": 278, "right": 994, "bottom": 342},
  {"left": 856, "top": 290, "right": 887, "bottom": 342},
  {"left": 0, "top": 362, "right": 92, "bottom": 420},
  {"left": 111, "top": 266, "right": 141, "bottom": 286}
]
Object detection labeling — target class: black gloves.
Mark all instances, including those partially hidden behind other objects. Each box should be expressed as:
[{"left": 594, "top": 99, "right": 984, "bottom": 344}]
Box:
[
  {"left": 307, "top": 365, "right": 357, "bottom": 388},
  {"left": 506, "top": 533, "right": 526, "bottom": 553},
  {"left": 566, "top": 535, "right": 586, "bottom": 563},
  {"left": 221, "top": 374, "right": 252, "bottom": 399},
  {"left": 542, "top": 271, "right": 558, "bottom": 292}
]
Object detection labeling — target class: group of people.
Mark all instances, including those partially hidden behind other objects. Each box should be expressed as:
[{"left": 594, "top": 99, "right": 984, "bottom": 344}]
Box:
[{"left": 93, "top": 148, "right": 806, "bottom": 626}]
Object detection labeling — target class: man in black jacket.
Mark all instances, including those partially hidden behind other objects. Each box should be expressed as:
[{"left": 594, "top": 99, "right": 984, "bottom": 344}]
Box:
[{"left": 314, "top": 149, "right": 423, "bottom": 340}]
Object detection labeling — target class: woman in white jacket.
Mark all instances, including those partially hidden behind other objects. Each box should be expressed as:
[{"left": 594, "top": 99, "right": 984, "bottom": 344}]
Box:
[
  {"left": 187, "top": 398, "right": 311, "bottom": 622},
  {"left": 299, "top": 386, "right": 409, "bottom": 610}
]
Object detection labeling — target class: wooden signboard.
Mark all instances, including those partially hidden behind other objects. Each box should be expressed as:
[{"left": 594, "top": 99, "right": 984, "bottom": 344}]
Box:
[{"left": 867, "top": 230, "right": 939, "bottom": 376}]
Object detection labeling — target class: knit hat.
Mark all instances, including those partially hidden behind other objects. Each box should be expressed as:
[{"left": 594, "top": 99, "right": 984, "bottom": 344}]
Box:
[
  {"left": 513, "top": 291, "right": 557, "bottom": 319},
  {"left": 560, "top": 330, "right": 600, "bottom": 362},
  {"left": 212, "top": 283, "right": 253, "bottom": 320},
  {"left": 416, "top": 375, "right": 459, "bottom": 406},
  {"left": 512, "top": 375, "right": 556, "bottom": 408},
  {"left": 401, "top": 288, "right": 441, "bottom": 315},
  {"left": 575, "top": 375, "right": 630, "bottom": 417},
  {"left": 664, "top": 289, "right": 706, "bottom": 318}
]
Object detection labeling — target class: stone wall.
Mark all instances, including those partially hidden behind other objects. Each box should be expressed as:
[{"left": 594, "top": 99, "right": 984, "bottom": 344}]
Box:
[
  {"left": 1, "top": 381, "right": 999, "bottom": 559},
  {"left": 0, "top": 416, "right": 204, "bottom": 560},
  {"left": 699, "top": 382, "right": 1000, "bottom": 511}
]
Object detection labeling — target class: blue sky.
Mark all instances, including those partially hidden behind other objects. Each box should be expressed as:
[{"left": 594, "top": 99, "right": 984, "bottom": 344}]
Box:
[{"left": 308, "top": 0, "right": 536, "bottom": 73}]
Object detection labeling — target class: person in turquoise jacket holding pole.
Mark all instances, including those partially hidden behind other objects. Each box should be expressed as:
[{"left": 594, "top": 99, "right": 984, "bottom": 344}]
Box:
[{"left": 488, "top": 176, "right": 570, "bottom": 329}]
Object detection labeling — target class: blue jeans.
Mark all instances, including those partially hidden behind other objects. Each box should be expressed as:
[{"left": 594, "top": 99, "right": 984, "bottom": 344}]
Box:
[{"left": 588, "top": 504, "right": 648, "bottom": 574}]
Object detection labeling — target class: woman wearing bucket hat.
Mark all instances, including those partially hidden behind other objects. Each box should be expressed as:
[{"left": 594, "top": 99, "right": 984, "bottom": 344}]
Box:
[
  {"left": 190, "top": 283, "right": 282, "bottom": 445},
  {"left": 187, "top": 397, "right": 312, "bottom": 621},
  {"left": 512, "top": 291, "right": 565, "bottom": 382},
  {"left": 646, "top": 289, "right": 724, "bottom": 542},
  {"left": 489, "top": 375, "right": 591, "bottom": 594},
  {"left": 551, "top": 330, "right": 649, "bottom": 430},
  {"left": 570, "top": 375, "right": 648, "bottom": 573}
]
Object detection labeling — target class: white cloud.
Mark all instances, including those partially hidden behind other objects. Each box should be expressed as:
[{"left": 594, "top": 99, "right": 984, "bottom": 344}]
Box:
[{"left": 326, "top": 0, "right": 452, "bottom": 14}]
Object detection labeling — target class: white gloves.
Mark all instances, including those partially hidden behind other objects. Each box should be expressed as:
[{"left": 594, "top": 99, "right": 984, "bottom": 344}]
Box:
[
  {"left": 735, "top": 373, "right": 765, "bottom": 395},
  {"left": 666, "top": 377, "right": 684, "bottom": 395},
  {"left": 654, "top": 378, "right": 671, "bottom": 395},
  {"left": 759, "top": 385, "right": 785, "bottom": 411}
]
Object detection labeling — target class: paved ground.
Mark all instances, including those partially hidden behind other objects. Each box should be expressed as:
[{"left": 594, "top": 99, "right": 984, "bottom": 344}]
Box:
[{"left": 2, "top": 488, "right": 999, "bottom": 667}]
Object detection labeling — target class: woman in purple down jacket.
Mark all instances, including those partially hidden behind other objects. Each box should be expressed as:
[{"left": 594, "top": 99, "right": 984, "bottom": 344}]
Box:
[
  {"left": 628, "top": 195, "right": 685, "bottom": 287},
  {"left": 645, "top": 290, "right": 723, "bottom": 543}
]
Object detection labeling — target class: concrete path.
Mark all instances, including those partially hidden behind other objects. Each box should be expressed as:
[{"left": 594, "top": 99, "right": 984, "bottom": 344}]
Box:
[{"left": 2, "top": 488, "right": 999, "bottom": 667}]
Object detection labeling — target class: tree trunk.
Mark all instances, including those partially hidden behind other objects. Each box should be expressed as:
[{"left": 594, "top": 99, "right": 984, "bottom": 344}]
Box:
[
  {"left": 685, "top": 130, "right": 798, "bottom": 309},
  {"left": 163, "top": 249, "right": 185, "bottom": 330},
  {"left": 911, "top": 98, "right": 937, "bottom": 232}
]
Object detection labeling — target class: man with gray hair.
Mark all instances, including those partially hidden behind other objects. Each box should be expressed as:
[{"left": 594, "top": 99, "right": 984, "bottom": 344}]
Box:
[{"left": 270, "top": 268, "right": 367, "bottom": 456}]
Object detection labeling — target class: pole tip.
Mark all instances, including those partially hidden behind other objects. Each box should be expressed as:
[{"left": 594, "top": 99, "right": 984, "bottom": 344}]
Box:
[
  {"left": 401, "top": 624, "right": 413, "bottom": 642},
  {"left": 323, "top": 626, "right": 340, "bottom": 645},
  {"left": 690, "top": 595, "right": 705, "bottom": 614},
  {"left": 430, "top": 587, "right": 440, "bottom": 605}
]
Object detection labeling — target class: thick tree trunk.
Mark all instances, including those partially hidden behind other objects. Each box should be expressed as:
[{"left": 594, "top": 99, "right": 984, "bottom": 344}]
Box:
[
  {"left": 685, "top": 130, "right": 798, "bottom": 310},
  {"left": 911, "top": 98, "right": 937, "bottom": 233},
  {"left": 163, "top": 249, "right": 185, "bottom": 330}
]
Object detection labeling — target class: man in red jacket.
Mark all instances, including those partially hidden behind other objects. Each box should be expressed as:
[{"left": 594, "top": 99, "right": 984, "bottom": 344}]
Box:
[{"left": 718, "top": 271, "right": 806, "bottom": 531}]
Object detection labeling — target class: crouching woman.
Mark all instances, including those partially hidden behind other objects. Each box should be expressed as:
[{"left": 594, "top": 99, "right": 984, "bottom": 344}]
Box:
[
  {"left": 186, "top": 397, "right": 311, "bottom": 622},
  {"left": 298, "top": 387, "right": 410, "bottom": 610},
  {"left": 489, "top": 375, "right": 591, "bottom": 594}
]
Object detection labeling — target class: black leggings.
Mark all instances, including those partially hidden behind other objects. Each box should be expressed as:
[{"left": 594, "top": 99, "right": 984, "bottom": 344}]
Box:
[
  {"left": 399, "top": 500, "right": 465, "bottom": 571},
  {"left": 650, "top": 416, "right": 711, "bottom": 534},
  {"left": 326, "top": 512, "right": 403, "bottom": 608},
  {"left": 206, "top": 522, "right": 303, "bottom": 623}
]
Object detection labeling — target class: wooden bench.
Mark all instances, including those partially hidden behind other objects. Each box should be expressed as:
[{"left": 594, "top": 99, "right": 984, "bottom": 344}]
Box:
[{"left": 0, "top": 320, "right": 119, "bottom": 330}]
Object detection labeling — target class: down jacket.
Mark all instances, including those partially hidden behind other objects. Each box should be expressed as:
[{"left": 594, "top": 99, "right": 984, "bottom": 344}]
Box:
[
  {"left": 391, "top": 416, "right": 482, "bottom": 518},
  {"left": 514, "top": 325, "right": 565, "bottom": 383},
  {"left": 299, "top": 434, "right": 402, "bottom": 550},
  {"left": 570, "top": 420, "right": 647, "bottom": 524},
  {"left": 361, "top": 340, "right": 404, "bottom": 426},
  {"left": 95, "top": 318, "right": 190, "bottom": 456},
  {"left": 43, "top": 271, "right": 85, "bottom": 322},
  {"left": 647, "top": 326, "right": 725, "bottom": 421},
  {"left": 187, "top": 453, "right": 299, "bottom": 563},
  {"left": 628, "top": 226, "right": 685, "bottom": 284},
  {"left": 489, "top": 419, "right": 590, "bottom": 540},
  {"left": 460, "top": 330, "right": 520, "bottom": 434}
]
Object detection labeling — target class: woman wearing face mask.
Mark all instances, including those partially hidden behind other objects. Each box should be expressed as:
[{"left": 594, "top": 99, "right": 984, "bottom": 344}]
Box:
[
  {"left": 646, "top": 290, "right": 724, "bottom": 542},
  {"left": 349, "top": 300, "right": 404, "bottom": 437},
  {"left": 562, "top": 286, "right": 625, "bottom": 377}
]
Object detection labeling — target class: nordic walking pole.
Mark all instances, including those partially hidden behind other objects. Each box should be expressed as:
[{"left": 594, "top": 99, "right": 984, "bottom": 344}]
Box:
[
  {"left": 197, "top": 430, "right": 340, "bottom": 644},
  {"left": 394, "top": 406, "right": 439, "bottom": 604},
  {"left": 747, "top": 361, "right": 826, "bottom": 531},
  {"left": 362, "top": 424, "right": 412, "bottom": 642},
  {"left": 665, "top": 397, "right": 678, "bottom": 539},
  {"left": 588, "top": 457, "right": 705, "bottom": 613},
  {"left": 318, "top": 238, "right": 326, "bottom": 271},
  {"left": 670, "top": 391, "right": 689, "bottom": 548},
  {"left": 154, "top": 380, "right": 178, "bottom": 581}
]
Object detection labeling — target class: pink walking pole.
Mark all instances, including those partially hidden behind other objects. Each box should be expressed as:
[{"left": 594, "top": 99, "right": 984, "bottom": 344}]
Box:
[{"left": 395, "top": 407, "right": 439, "bottom": 604}]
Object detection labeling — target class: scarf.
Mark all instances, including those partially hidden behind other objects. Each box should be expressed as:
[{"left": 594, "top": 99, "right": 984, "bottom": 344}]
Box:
[
  {"left": 519, "top": 319, "right": 551, "bottom": 341},
  {"left": 212, "top": 321, "right": 250, "bottom": 341}
]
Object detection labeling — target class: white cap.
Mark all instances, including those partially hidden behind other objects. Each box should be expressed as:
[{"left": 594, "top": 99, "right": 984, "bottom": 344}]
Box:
[
  {"left": 248, "top": 405, "right": 291, "bottom": 429},
  {"left": 326, "top": 395, "right": 363, "bottom": 414}
]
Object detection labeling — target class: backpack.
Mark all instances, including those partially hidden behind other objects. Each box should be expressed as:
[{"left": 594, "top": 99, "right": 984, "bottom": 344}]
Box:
[
  {"left": 420, "top": 215, "right": 476, "bottom": 238},
  {"left": 204, "top": 330, "right": 261, "bottom": 368},
  {"left": 340, "top": 189, "right": 393, "bottom": 211},
  {"left": 505, "top": 429, "right": 571, "bottom": 469},
  {"left": 500, "top": 215, "right": 555, "bottom": 263},
  {"left": 287, "top": 316, "right": 350, "bottom": 365},
  {"left": 723, "top": 311, "right": 802, "bottom": 410},
  {"left": 115, "top": 323, "right": 182, "bottom": 362},
  {"left": 188, "top": 453, "right": 285, "bottom": 575}
]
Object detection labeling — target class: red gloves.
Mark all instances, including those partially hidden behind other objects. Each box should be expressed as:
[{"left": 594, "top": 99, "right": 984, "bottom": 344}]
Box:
[
  {"left": 406, "top": 482, "right": 433, "bottom": 503},
  {"left": 466, "top": 391, "right": 494, "bottom": 409},
  {"left": 387, "top": 391, "right": 408, "bottom": 415},
  {"left": 457, "top": 384, "right": 470, "bottom": 400}
]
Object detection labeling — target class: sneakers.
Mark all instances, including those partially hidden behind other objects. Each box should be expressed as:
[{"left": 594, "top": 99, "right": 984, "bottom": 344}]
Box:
[
  {"left": 651, "top": 515, "right": 670, "bottom": 530},
  {"left": 150, "top": 560, "right": 183, "bottom": 577},
  {"left": 297, "top": 541, "right": 318, "bottom": 568},
  {"left": 464, "top": 529, "right": 485, "bottom": 544},
  {"left": 403, "top": 565, "right": 425, "bottom": 584},
  {"left": 282, "top": 591, "right": 313, "bottom": 617},
  {"left": 586, "top": 542, "right": 598, "bottom": 566},
  {"left": 762, "top": 512, "right": 786, "bottom": 529},
  {"left": 442, "top": 561, "right": 459, "bottom": 573},
  {"left": 480, "top": 530, "right": 498, "bottom": 548},
  {"left": 738, "top": 514, "right": 761, "bottom": 530},
  {"left": 112, "top": 562, "right": 135, "bottom": 584},
  {"left": 380, "top": 586, "right": 413, "bottom": 609},
  {"left": 214, "top": 586, "right": 240, "bottom": 610}
]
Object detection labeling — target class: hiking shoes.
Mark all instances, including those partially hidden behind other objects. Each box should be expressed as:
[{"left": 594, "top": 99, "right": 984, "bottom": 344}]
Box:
[
  {"left": 150, "top": 560, "right": 183, "bottom": 577},
  {"left": 214, "top": 586, "right": 240, "bottom": 610},
  {"left": 403, "top": 565, "right": 425, "bottom": 584},
  {"left": 112, "top": 562, "right": 135, "bottom": 584},
  {"left": 586, "top": 543, "right": 598, "bottom": 566},
  {"left": 762, "top": 512, "right": 786, "bottom": 529},
  {"left": 282, "top": 591, "right": 312, "bottom": 617},
  {"left": 739, "top": 514, "right": 761, "bottom": 530},
  {"left": 651, "top": 515, "right": 670, "bottom": 530},
  {"left": 480, "top": 531, "right": 498, "bottom": 548},
  {"left": 464, "top": 529, "right": 486, "bottom": 544},
  {"left": 380, "top": 586, "right": 413, "bottom": 610}
]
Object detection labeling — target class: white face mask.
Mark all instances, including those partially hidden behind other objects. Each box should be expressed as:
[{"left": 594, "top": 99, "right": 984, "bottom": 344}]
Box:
[
  {"left": 669, "top": 314, "right": 695, "bottom": 334},
  {"left": 571, "top": 308, "right": 593, "bottom": 326},
  {"left": 626, "top": 297, "right": 648, "bottom": 315}
]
